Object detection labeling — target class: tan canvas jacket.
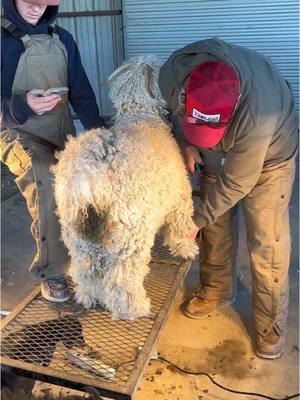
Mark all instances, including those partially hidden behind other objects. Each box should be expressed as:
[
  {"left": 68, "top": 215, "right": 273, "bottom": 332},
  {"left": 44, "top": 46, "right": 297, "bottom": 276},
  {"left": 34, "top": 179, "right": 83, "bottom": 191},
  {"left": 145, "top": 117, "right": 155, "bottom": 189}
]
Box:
[{"left": 159, "top": 38, "right": 298, "bottom": 228}]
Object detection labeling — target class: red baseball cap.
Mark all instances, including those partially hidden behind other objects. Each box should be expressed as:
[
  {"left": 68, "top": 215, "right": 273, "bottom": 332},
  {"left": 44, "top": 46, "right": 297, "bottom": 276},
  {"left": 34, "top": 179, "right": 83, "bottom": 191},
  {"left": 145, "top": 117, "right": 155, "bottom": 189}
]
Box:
[
  {"left": 23, "top": 0, "right": 60, "bottom": 5},
  {"left": 183, "top": 61, "right": 240, "bottom": 148}
]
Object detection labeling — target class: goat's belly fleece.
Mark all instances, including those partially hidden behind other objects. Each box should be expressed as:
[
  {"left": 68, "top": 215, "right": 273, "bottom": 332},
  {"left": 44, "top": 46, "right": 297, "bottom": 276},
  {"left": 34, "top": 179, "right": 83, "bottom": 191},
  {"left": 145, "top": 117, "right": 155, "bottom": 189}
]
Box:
[{"left": 52, "top": 55, "right": 197, "bottom": 320}]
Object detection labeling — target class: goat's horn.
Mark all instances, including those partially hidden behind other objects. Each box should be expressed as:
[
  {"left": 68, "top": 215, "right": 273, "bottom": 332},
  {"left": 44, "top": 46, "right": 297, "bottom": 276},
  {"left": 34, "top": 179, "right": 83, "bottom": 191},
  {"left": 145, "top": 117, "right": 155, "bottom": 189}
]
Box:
[
  {"left": 143, "top": 64, "right": 155, "bottom": 98},
  {"left": 102, "top": 63, "right": 132, "bottom": 85}
]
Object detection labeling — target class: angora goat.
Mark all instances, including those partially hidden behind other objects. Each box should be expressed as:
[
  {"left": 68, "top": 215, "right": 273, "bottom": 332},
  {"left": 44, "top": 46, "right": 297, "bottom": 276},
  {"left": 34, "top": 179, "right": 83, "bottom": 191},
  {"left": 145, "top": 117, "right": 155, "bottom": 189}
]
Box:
[{"left": 52, "top": 56, "right": 197, "bottom": 320}]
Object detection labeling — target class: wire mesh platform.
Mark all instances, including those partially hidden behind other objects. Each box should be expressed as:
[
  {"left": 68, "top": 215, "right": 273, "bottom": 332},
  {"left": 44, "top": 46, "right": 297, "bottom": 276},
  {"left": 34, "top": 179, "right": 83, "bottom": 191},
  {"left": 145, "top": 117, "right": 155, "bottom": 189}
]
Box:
[{"left": 1, "top": 240, "right": 191, "bottom": 399}]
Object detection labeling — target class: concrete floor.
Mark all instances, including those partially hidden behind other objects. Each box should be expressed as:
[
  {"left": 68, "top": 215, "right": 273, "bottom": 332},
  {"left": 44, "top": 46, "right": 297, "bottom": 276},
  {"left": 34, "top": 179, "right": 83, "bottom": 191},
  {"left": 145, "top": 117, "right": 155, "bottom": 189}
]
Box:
[{"left": 1, "top": 166, "right": 299, "bottom": 399}]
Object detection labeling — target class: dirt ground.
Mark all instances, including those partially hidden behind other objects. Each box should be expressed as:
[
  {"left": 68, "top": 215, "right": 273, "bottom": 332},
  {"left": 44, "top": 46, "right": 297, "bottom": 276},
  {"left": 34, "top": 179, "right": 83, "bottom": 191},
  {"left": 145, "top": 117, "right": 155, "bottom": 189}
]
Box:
[{"left": 1, "top": 164, "right": 19, "bottom": 202}]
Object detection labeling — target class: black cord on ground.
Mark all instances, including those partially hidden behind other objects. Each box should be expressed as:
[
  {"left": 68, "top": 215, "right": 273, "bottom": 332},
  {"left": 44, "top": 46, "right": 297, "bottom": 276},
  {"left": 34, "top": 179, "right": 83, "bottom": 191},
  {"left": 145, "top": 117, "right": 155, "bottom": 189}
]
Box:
[{"left": 156, "top": 356, "right": 300, "bottom": 400}]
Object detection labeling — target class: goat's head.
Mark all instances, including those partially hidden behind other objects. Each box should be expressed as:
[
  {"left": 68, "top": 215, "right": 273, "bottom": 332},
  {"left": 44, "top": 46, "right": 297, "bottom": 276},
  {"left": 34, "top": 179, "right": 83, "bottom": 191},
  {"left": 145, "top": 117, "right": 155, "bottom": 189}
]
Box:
[{"left": 105, "top": 55, "right": 168, "bottom": 121}]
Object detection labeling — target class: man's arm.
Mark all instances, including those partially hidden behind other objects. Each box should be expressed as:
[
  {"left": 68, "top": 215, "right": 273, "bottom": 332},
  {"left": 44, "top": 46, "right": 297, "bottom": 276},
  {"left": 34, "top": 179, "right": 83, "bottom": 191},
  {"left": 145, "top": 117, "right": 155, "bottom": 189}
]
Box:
[{"left": 193, "top": 121, "right": 275, "bottom": 229}]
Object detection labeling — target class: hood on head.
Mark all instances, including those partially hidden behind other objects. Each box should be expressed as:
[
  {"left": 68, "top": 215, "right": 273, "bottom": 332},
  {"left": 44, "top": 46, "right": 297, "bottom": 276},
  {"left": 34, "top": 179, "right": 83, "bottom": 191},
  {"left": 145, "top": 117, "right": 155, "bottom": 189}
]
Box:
[{"left": 2, "top": 0, "right": 59, "bottom": 34}]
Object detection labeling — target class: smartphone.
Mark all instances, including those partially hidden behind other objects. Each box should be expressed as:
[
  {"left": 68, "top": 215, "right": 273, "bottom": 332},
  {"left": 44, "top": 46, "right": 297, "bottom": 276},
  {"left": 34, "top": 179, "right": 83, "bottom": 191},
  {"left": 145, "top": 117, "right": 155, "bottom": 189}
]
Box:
[{"left": 43, "top": 87, "right": 69, "bottom": 96}]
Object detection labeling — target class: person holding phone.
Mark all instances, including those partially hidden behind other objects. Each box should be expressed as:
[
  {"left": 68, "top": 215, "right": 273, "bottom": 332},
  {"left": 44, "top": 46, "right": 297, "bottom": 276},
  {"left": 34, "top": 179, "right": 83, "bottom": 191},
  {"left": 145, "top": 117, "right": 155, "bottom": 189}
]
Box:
[{"left": 1, "top": 0, "right": 106, "bottom": 302}]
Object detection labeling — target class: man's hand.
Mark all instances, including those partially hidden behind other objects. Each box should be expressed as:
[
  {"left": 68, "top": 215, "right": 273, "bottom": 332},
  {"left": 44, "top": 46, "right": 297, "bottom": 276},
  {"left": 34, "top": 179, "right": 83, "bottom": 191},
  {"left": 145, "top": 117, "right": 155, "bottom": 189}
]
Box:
[
  {"left": 183, "top": 145, "right": 203, "bottom": 174},
  {"left": 26, "top": 89, "right": 61, "bottom": 115},
  {"left": 187, "top": 220, "right": 200, "bottom": 240}
]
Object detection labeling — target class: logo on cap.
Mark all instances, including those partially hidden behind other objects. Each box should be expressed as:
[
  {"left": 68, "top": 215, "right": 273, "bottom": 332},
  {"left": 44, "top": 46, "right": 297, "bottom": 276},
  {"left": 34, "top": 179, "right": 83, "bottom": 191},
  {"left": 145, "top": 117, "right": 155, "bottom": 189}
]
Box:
[{"left": 192, "top": 108, "right": 220, "bottom": 123}]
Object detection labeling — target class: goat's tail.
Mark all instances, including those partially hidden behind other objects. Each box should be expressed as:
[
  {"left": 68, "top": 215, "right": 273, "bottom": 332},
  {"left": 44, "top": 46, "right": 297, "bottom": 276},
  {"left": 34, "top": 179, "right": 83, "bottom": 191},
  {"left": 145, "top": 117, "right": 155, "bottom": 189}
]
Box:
[
  {"left": 72, "top": 204, "right": 110, "bottom": 243},
  {"left": 54, "top": 172, "right": 113, "bottom": 243}
]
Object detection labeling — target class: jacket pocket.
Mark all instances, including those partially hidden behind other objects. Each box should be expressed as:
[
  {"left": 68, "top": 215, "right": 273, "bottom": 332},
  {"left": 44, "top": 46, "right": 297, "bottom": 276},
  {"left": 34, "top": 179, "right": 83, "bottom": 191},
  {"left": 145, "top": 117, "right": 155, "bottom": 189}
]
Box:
[{"left": 0, "top": 130, "right": 32, "bottom": 176}]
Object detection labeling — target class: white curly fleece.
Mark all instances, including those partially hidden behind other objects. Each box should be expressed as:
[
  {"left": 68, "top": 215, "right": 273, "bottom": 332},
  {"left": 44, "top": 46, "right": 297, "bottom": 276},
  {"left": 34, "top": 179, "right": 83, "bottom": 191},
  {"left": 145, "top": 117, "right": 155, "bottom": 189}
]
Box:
[{"left": 52, "top": 56, "right": 197, "bottom": 320}]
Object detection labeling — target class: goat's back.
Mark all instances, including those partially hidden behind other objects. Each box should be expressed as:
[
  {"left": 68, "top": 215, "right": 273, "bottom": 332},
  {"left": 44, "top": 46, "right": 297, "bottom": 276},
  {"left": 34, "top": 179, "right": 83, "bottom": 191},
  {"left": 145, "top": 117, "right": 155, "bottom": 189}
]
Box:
[
  {"left": 53, "top": 121, "right": 191, "bottom": 225},
  {"left": 109, "top": 120, "right": 191, "bottom": 200}
]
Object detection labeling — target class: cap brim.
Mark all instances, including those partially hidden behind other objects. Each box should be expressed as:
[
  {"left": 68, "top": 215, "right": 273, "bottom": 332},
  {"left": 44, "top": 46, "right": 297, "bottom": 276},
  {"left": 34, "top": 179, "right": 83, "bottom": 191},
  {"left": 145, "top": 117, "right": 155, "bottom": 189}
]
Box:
[{"left": 183, "top": 120, "right": 226, "bottom": 148}]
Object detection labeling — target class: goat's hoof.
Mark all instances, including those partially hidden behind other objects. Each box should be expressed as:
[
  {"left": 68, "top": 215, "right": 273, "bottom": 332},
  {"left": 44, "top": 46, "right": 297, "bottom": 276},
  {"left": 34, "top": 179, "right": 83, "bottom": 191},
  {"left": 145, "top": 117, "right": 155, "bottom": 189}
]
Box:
[
  {"left": 114, "top": 299, "right": 152, "bottom": 320},
  {"left": 74, "top": 290, "right": 96, "bottom": 309},
  {"left": 170, "top": 239, "right": 198, "bottom": 259}
]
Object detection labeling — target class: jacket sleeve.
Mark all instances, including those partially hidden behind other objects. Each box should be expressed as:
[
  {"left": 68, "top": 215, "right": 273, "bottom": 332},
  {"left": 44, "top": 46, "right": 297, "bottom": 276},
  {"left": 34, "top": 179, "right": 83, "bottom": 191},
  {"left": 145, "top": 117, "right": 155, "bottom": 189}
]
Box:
[
  {"left": 61, "top": 30, "right": 106, "bottom": 130},
  {"left": 193, "top": 120, "right": 275, "bottom": 229},
  {"left": 1, "top": 93, "right": 35, "bottom": 129}
]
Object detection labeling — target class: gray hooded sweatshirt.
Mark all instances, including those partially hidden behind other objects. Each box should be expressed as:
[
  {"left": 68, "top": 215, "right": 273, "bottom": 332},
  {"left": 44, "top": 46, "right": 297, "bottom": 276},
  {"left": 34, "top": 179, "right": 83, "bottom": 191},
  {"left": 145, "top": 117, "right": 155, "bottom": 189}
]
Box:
[{"left": 158, "top": 38, "right": 298, "bottom": 228}]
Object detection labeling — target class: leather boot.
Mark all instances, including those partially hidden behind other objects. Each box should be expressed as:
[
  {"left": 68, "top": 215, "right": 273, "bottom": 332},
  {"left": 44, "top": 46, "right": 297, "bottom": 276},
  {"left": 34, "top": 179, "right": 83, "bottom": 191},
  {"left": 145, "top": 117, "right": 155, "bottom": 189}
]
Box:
[
  {"left": 256, "top": 328, "right": 285, "bottom": 359},
  {"left": 183, "top": 296, "right": 234, "bottom": 319}
]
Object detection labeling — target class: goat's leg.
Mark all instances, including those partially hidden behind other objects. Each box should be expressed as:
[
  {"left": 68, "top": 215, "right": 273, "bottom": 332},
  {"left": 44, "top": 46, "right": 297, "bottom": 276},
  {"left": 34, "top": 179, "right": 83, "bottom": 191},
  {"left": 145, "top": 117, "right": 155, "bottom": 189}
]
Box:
[
  {"left": 62, "top": 227, "right": 104, "bottom": 308},
  {"left": 163, "top": 196, "right": 198, "bottom": 259},
  {"left": 72, "top": 269, "right": 98, "bottom": 309},
  {"left": 70, "top": 253, "right": 106, "bottom": 309},
  {"left": 98, "top": 231, "right": 156, "bottom": 320}
]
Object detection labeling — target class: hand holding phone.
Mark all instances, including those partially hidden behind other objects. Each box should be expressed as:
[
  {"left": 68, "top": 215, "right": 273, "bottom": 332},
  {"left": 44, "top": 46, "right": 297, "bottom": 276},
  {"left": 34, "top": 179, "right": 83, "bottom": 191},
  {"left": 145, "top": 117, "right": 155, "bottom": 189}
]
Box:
[{"left": 27, "top": 88, "right": 63, "bottom": 115}]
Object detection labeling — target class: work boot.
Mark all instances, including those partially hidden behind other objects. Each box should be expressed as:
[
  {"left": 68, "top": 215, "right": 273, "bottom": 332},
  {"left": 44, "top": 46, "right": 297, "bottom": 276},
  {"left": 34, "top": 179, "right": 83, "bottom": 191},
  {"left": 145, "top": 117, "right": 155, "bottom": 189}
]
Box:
[
  {"left": 41, "top": 275, "right": 70, "bottom": 302},
  {"left": 183, "top": 296, "right": 234, "bottom": 319},
  {"left": 255, "top": 328, "right": 285, "bottom": 359}
]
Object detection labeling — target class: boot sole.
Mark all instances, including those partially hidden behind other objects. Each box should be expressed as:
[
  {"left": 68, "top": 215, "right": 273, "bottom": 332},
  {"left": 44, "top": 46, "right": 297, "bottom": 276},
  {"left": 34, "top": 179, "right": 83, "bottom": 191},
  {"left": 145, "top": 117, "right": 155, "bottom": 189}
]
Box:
[
  {"left": 183, "top": 298, "right": 235, "bottom": 319},
  {"left": 255, "top": 350, "right": 283, "bottom": 360},
  {"left": 255, "top": 336, "right": 285, "bottom": 360}
]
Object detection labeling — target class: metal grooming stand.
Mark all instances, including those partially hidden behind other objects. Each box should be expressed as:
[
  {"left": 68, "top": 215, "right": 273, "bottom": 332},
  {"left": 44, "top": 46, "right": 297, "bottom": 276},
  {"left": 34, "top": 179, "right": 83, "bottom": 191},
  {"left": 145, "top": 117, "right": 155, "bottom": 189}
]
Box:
[{"left": 1, "top": 239, "right": 192, "bottom": 399}]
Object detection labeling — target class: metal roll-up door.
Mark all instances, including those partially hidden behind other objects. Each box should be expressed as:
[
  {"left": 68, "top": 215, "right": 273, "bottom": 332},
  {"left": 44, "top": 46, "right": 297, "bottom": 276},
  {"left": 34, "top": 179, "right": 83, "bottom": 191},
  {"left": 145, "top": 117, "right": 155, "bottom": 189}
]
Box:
[
  {"left": 57, "top": 0, "right": 124, "bottom": 118},
  {"left": 123, "top": 0, "right": 299, "bottom": 109}
]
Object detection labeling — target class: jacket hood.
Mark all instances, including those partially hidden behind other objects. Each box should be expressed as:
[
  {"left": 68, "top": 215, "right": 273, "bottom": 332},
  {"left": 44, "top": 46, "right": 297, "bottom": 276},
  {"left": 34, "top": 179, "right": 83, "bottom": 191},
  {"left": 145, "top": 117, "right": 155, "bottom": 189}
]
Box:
[{"left": 2, "top": 0, "right": 59, "bottom": 34}]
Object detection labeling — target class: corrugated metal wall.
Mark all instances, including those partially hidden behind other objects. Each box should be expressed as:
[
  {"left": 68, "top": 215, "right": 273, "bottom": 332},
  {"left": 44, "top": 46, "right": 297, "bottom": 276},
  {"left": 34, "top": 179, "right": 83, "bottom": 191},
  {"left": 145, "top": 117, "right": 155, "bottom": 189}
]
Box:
[
  {"left": 57, "top": 0, "right": 124, "bottom": 116},
  {"left": 123, "top": 0, "right": 299, "bottom": 107}
]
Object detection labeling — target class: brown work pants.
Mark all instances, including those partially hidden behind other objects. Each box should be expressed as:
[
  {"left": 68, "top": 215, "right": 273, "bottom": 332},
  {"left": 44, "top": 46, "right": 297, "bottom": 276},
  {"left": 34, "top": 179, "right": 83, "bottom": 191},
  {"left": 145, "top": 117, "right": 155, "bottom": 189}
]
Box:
[
  {"left": 198, "top": 157, "right": 296, "bottom": 337},
  {"left": 1, "top": 130, "right": 69, "bottom": 280}
]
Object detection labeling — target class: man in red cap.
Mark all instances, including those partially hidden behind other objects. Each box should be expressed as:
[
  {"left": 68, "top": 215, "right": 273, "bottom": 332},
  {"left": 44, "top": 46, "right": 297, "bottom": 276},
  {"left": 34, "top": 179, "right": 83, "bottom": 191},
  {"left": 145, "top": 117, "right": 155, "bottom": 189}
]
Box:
[
  {"left": 159, "top": 38, "right": 298, "bottom": 359},
  {"left": 1, "top": 0, "right": 106, "bottom": 303}
]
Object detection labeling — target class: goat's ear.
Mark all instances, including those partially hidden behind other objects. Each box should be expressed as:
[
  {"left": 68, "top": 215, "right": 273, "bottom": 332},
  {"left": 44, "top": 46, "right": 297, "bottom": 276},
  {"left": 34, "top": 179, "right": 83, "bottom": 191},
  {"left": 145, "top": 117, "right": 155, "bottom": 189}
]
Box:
[
  {"left": 102, "top": 63, "right": 132, "bottom": 85},
  {"left": 143, "top": 65, "right": 155, "bottom": 98}
]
